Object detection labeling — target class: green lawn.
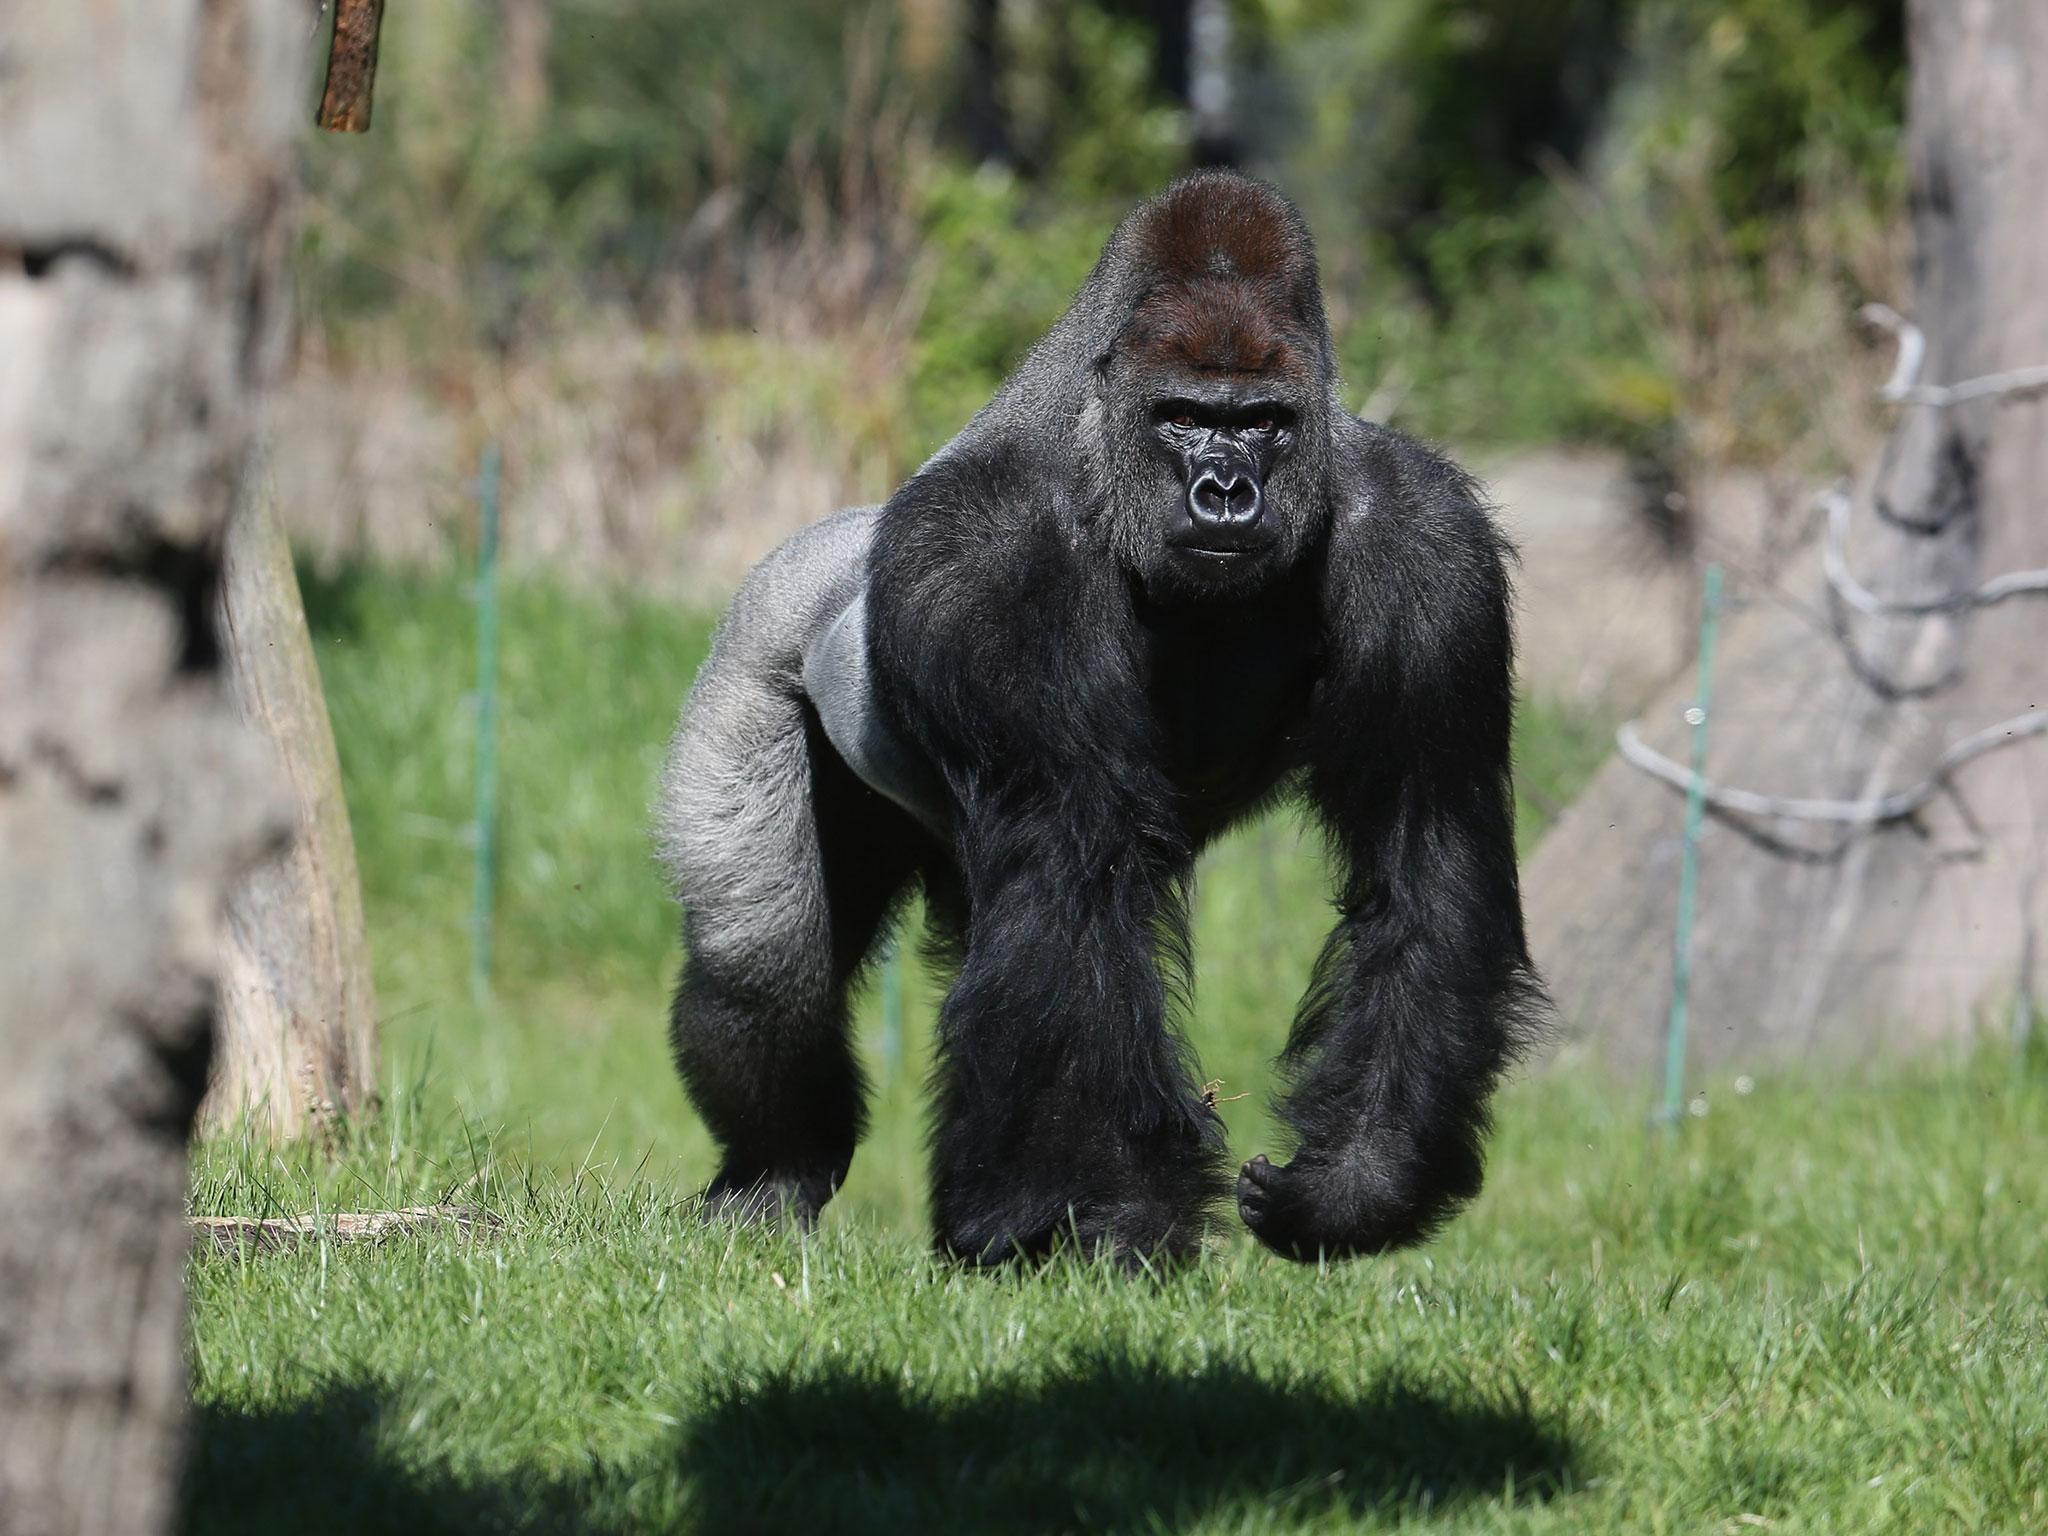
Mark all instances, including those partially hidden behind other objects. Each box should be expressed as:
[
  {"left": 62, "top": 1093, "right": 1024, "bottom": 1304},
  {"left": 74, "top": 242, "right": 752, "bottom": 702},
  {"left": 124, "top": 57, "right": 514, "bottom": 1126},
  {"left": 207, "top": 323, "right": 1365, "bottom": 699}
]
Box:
[{"left": 181, "top": 564, "right": 2046, "bottom": 1533}]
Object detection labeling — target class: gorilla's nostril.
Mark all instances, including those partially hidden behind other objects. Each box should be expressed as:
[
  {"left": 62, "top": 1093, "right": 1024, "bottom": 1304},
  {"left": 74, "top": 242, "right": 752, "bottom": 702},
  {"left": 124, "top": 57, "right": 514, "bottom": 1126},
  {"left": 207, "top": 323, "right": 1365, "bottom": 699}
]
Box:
[{"left": 1192, "top": 471, "right": 1260, "bottom": 526}]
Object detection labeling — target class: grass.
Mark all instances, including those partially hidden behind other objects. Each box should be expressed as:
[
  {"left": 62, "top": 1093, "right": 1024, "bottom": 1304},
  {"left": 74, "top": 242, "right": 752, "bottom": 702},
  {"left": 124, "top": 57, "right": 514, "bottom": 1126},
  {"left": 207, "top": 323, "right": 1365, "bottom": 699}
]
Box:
[{"left": 181, "top": 563, "right": 2047, "bottom": 1533}]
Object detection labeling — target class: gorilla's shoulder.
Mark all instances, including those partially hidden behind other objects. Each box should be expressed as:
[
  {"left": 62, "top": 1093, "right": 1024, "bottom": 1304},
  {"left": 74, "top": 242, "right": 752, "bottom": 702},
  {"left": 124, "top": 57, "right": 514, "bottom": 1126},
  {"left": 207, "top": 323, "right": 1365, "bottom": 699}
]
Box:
[
  {"left": 1333, "top": 415, "right": 1513, "bottom": 569},
  {"left": 892, "top": 433, "right": 1052, "bottom": 517},
  {"left": 875, "top": 431, "right": 1074, "bottom": 578}
]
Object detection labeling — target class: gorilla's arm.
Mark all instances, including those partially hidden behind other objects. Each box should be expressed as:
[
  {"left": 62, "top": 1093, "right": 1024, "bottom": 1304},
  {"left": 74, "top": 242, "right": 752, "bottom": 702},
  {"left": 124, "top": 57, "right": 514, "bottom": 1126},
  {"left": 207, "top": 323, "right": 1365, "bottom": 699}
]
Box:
[
  {"left": 1238, "top": 422, "right": 1542, "bottom": 1259},
  {"left": 868, "top": 450, "right": 1227, "bottom": 1260}
]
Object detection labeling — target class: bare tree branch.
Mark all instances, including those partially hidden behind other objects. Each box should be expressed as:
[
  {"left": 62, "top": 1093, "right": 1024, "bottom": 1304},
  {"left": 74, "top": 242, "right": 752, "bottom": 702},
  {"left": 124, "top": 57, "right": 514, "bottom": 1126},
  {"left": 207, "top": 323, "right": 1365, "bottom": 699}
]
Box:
[
  {"left": 1615, "top": 308, "right": 2048, "bottom": 832},
  {"left": 1820, "top": 485, "right": 2048, "bottom": 618},
  {"left": 1617, "top": 710, "right": 2048, "bottom": 826},
  {"left": 1864, "top": 302, "right": 2048, "bottom": 407}
]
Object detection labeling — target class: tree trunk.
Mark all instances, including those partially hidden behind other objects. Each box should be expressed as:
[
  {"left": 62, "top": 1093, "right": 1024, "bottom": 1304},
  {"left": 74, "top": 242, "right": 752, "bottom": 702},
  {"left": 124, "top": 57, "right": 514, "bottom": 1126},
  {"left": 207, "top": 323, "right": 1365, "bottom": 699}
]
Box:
[
  {"left": 959, "top": 0, "right": 1012, "bottom": 168},
  {"left": 0, "top": 4, "right": 305, "bottom": 1532},
  {"left": 206, "top": 494, "right": 379, "bottom": 1139},
  {"left": 501, "top": 0, "right": 553, "bottom": 131},
  {"left": 1527, "top": 0, "right": 2048, "bottom": 1074}
]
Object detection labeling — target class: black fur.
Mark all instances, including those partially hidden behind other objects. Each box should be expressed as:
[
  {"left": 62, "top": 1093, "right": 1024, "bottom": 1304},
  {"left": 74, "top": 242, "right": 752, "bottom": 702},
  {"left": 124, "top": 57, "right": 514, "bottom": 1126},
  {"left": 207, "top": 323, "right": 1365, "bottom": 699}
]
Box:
[{"left": 665, "top": 172, "right": 1541, "bottom": 1264}]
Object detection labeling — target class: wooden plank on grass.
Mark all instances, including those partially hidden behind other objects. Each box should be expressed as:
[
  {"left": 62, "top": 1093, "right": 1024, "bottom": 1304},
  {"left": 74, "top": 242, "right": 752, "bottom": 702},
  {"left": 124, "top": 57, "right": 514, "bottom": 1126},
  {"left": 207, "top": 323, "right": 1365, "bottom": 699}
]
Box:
[{"left": 190, "top": 1204, "right": 498, "bottom": 1255}]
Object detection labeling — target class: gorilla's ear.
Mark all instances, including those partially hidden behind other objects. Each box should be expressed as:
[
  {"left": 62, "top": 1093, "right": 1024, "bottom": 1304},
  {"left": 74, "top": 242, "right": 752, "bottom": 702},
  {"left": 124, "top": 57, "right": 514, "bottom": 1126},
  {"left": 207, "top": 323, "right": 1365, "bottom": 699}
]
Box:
[{"left": 1075, "top": 394, "right": 1113, "bottom": 497}]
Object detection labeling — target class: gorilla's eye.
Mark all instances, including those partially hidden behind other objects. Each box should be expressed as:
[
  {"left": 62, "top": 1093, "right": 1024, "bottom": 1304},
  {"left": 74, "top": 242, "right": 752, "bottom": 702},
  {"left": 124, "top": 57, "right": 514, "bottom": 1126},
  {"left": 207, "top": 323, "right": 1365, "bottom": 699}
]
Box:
[
  {"left": 1253, "top": 417, "right": 1277, "bottom": 434},
  {"left": 1171, "top": 412, "right": 1196, "bottom": 428}
]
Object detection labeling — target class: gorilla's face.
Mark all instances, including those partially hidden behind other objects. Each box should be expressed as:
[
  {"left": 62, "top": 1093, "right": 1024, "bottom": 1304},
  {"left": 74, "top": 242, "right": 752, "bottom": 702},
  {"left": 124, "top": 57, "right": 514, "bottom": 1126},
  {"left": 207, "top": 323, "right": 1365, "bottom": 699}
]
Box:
[
  {"left": 1152, "top": 384, "right": 1295, "bottom": 556},
  {"left": 1093, "top": 359, "right": 1327, "bottom": 606}
]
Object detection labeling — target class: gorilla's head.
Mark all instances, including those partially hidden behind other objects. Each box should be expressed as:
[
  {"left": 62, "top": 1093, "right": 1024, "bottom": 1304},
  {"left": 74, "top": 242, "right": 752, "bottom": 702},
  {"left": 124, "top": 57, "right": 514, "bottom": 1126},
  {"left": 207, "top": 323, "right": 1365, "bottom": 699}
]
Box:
[{"left": 1080, "top": 174, "right": 1340, "bottom": 606}]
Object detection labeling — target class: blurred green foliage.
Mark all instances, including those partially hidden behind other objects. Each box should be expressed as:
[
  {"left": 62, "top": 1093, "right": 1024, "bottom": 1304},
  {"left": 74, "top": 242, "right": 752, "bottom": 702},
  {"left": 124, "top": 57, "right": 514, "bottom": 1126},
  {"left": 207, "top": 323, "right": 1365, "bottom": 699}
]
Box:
[
  {"left": 303, "top": 0, "right": 1905, "bottom": 464},
  {"left": 1249, "top": 0, "right": 1906, "bottom": 454},
  {"left": 301, "top": 0, "right": 917, "bottom": 345},
  {"left": 905, "top": 169, "right": 1105, "bottom": 455},
  {"left": 1244, "top": 0, "right": 1901, "bottom": 261}
]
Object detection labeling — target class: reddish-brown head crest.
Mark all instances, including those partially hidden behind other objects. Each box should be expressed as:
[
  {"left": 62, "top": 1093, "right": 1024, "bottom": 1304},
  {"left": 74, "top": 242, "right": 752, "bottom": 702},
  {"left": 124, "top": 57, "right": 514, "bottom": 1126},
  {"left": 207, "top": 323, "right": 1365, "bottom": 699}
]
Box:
[{"left": 1121, "top": 173, "right": 1322, "bottom": 380}]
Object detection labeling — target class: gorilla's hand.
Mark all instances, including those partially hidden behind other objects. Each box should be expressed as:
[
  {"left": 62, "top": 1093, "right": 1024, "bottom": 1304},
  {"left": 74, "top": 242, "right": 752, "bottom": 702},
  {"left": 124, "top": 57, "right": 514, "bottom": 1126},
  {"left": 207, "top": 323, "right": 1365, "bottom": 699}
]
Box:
[{"left": 1236, "top": 1135, "right": 1482, "bottom": 1260}]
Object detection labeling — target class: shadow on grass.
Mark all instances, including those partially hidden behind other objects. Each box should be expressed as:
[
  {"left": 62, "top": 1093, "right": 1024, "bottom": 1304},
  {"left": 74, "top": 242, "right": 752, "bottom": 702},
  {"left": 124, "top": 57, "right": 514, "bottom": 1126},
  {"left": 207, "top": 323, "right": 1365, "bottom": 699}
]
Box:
[
  {"left": 188, "top": 1354, "right": 1575, "bottom": 1535},
  {"left": 679, "top": 1353, "right": 1577, "bottom": 1534}
]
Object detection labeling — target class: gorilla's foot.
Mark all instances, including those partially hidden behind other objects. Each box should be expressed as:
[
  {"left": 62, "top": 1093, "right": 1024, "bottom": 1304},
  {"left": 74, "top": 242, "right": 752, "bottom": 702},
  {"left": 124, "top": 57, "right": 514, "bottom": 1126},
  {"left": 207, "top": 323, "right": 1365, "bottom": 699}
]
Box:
[
  {"left": 937, "top": 1144, "right": 1225, "bottom": 1268},
  {"left": 937, "top": 1190, "right": 1210, "bottom": 1269},
  {"left": 1236, "top": 1153, "right": 1445, "bottom": 1261},
  {"left": 700, "top": 1165, "right": 840, "bottom": 1231}
]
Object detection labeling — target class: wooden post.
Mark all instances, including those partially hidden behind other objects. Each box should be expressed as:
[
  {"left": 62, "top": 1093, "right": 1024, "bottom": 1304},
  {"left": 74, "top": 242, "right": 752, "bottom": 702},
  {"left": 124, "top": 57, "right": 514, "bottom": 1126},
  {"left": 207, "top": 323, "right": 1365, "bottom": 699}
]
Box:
[
  {"left": 199, "top": 0, "right": 389, "bottom": 1140},
  {"left": 318, "top": 0, "right": 386, "bottom": 133},
  {"left": 207, "top": 493, "right": 381, "bottom": 1138}
]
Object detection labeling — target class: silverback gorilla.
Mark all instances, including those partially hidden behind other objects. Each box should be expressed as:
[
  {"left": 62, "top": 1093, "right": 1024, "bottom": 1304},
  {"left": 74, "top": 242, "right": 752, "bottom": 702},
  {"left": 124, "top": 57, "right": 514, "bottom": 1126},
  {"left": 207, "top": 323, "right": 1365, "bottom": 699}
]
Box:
[{"left": 656, "top": 172, "right": 1541, "bottom": 1265}]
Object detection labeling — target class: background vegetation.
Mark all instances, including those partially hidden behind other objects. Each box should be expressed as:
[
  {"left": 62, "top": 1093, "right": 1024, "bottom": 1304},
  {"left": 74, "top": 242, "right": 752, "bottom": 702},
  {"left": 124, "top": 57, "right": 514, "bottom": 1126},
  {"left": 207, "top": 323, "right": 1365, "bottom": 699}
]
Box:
[{"left": 288, "top": 0, "right": 1908, "bottom": 591}]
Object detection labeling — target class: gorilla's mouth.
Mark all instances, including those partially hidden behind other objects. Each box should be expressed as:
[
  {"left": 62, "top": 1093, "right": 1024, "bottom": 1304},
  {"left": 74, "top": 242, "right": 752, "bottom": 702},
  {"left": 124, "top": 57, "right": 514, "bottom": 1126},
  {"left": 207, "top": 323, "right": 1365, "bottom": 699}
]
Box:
[{"left": 1169, "top": 532, "right": 1270, "bottom": 562}]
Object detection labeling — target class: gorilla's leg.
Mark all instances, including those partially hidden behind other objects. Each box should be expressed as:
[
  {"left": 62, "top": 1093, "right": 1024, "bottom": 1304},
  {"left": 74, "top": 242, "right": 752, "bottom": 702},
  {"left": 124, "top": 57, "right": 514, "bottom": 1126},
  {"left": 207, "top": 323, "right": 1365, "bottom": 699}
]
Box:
[
  {"left": 860, "top": 485, "right": 1229, "bottom": 1264},
  {"left": 924, "top": 828, "right": 1225, "bottom": 1266},
  {"left": 657, "top": 504, "right": 920, "bottom": 1226},
  {"left": 668, "top": 710, "right": 923, "bottom": 1225}
]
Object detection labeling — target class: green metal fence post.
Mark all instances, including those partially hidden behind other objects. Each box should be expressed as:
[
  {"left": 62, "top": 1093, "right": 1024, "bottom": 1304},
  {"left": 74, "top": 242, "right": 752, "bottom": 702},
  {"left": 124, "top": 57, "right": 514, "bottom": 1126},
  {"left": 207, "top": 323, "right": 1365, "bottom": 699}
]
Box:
[
  {"left": 471, "top": 442, "right": 502, "bottom": 1001},
  {"left": 1660, "top": 562, "right": 1722, "bottom": 1131},
  {"left": 879, "top": 939, "right": 905, "bottom": 1079}
]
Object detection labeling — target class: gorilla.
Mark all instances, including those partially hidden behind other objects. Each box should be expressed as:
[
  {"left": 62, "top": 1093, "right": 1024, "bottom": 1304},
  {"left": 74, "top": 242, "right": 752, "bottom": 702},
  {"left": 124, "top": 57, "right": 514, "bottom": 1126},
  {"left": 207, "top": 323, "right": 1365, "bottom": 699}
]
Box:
[{"left": 656, "top": 171, "right": 1540, "bottom": 1265}]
